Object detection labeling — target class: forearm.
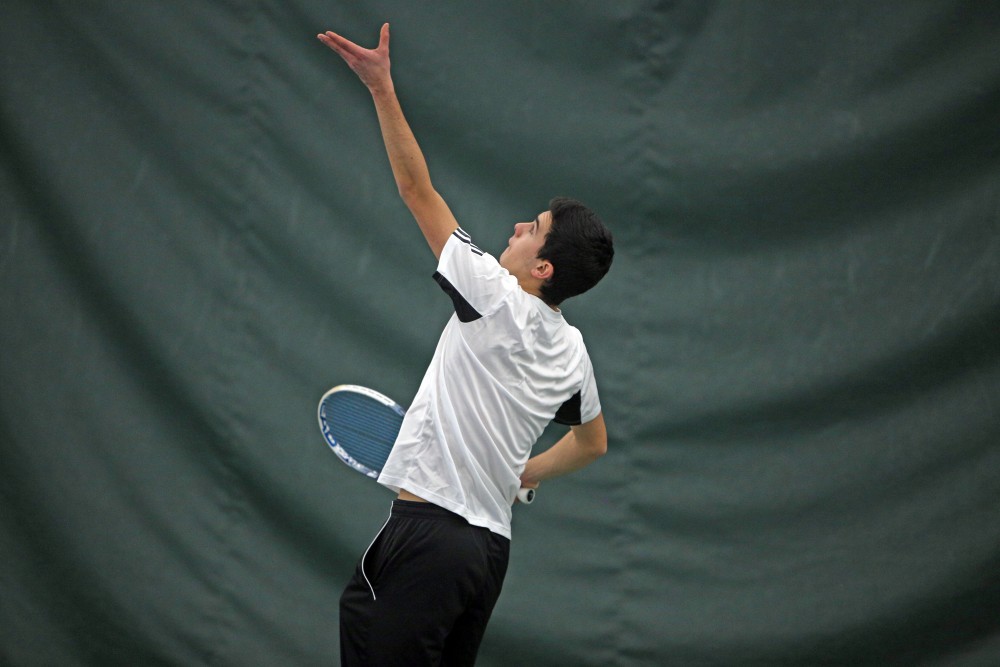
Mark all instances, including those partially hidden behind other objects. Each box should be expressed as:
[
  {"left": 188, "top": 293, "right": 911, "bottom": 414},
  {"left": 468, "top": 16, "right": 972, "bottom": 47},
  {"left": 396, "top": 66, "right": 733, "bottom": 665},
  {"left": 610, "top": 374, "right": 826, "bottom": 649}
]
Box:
[
  {"left": 521, "top": 429, "right": 605, "bottom": 486},
  {"left": 368, "top": 84, "right": 434, "bottom": 199}
]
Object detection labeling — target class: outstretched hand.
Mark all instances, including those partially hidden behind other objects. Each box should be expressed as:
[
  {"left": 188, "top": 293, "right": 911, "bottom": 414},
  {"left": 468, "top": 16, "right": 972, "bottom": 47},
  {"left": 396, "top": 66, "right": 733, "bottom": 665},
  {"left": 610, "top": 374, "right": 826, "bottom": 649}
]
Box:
[{"left": 317, "top": 23, "right": 392, "bottom": 92}]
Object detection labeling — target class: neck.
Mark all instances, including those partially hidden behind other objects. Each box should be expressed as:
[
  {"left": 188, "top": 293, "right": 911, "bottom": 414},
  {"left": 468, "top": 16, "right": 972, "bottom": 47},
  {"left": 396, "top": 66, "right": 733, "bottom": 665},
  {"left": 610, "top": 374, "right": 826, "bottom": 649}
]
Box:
[{"left": 515, "top": 274, "right": 559, "bottom": 311}]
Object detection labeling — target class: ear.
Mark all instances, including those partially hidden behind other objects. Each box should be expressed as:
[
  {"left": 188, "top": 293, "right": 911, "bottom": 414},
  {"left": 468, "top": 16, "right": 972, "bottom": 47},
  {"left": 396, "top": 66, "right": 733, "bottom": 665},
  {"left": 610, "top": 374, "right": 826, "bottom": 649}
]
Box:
[{"left": 531, "top": 260, "right": 554, "bottom": 282}]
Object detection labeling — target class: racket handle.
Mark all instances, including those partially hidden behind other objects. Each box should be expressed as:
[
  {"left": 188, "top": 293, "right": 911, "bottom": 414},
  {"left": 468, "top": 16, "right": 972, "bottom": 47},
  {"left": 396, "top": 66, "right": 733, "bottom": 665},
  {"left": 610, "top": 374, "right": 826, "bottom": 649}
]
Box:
[{"left": 517, "top": 488, "right": 535, "bottom": 504}]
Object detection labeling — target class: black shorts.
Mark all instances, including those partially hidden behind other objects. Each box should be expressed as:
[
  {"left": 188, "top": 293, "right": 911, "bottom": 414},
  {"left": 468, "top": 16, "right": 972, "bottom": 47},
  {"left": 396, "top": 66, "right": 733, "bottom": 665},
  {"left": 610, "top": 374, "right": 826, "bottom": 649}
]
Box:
[{"left": 339, "top": 500, "right": 511, "bottom": 666}]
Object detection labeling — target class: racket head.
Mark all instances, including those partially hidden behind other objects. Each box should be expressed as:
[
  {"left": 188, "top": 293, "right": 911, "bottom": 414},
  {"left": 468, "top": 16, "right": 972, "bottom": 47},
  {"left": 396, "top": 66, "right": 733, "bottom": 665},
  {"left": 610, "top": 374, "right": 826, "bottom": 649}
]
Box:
[{"left": 318, "top": 385, "right": 406, "bottom": 479}]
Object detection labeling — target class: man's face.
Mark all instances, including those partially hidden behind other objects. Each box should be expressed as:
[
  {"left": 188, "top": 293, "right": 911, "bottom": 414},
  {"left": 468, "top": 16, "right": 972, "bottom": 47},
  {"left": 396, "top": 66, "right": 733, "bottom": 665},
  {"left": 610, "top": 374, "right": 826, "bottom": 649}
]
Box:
[{"left": 499, "top": 210, "right": 552, "bottom": 280}]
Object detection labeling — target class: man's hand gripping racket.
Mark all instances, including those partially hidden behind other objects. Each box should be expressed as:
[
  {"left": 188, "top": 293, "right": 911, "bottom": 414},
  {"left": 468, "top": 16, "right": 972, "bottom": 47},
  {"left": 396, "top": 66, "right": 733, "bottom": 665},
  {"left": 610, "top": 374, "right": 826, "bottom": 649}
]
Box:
[{"left": 318, "top": 385, "right": 535, "bottom": 504}]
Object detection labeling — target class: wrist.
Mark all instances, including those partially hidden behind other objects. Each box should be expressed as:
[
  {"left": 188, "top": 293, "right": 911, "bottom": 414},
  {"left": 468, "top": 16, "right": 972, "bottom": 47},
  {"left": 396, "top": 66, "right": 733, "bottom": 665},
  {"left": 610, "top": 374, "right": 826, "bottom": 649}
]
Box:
[
  {"left": 521, "top": 460, "right": 543, "bottom": 486},
  {"left": 367, "top": 77, "right": 395, "bottom": 98}
]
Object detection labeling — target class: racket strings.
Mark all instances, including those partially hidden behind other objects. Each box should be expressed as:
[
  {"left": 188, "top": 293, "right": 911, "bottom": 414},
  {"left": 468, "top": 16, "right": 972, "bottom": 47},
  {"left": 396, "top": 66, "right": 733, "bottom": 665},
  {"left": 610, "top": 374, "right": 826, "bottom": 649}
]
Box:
[{"left": 321, "top": 393, "right": 404, "bottom": 472}]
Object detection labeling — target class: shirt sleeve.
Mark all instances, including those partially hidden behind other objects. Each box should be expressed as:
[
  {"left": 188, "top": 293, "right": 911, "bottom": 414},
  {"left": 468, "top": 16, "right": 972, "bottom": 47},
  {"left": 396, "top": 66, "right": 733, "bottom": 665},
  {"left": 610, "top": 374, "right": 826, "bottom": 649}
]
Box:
[
  {"left": 554, "top": 349, "right": 602, "bottom": 425},
  {"left": 578, "top": 352, "right": 602, "bottom": 423},
  {"left": 432, "top": 228, "right": 518, "bottom": 322}
]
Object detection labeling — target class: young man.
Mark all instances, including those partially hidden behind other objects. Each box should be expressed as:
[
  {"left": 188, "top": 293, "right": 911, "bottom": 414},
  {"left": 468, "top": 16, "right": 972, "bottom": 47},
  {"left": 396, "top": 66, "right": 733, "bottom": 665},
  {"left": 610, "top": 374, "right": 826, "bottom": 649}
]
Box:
[{"left": 318, "top": 24, "right": 614, "bottom": 666}]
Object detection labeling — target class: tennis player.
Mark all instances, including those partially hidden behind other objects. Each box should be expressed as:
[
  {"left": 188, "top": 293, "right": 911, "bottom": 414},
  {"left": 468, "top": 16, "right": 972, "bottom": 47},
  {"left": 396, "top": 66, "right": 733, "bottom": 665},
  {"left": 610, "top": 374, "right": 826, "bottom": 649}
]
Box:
[{"left": 318, "top": 23, "right": 614, "bottom": 666}]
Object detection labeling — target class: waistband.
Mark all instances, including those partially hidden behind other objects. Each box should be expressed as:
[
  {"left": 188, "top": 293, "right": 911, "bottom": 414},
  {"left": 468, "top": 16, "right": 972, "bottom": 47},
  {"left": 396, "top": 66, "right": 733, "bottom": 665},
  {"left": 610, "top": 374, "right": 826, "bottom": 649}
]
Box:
[{"left": 390, "top": 499, "right": 467, "bottom": 523}]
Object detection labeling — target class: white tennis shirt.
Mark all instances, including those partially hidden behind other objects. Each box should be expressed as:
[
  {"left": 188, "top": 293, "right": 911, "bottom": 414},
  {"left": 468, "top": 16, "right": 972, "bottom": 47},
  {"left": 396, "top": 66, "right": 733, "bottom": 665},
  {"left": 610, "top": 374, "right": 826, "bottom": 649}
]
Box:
[{"left": 377, "top": 228, "right": 601, "bottom": 539}]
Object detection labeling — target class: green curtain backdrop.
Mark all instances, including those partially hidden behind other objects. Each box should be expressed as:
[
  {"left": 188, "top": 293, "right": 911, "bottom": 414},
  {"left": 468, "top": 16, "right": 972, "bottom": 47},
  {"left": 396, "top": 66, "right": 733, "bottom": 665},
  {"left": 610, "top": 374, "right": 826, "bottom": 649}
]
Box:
[{"left": 2, "top": 2, "right": 998, "bottom": 665}]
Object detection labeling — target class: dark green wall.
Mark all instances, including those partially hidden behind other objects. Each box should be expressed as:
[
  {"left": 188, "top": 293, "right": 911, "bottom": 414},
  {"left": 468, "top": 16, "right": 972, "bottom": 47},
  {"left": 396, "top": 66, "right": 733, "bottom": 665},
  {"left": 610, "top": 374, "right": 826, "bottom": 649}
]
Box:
[{"left": 2, "top": 2, "right": 999, "bottom": 664}]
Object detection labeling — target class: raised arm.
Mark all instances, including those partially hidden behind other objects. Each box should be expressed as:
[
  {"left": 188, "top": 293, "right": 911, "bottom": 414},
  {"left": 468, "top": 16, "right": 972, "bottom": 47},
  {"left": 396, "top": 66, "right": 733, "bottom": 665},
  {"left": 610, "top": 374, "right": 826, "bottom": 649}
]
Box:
[{"left": 317, "top": 24, "right": 457, "bottom": 258}]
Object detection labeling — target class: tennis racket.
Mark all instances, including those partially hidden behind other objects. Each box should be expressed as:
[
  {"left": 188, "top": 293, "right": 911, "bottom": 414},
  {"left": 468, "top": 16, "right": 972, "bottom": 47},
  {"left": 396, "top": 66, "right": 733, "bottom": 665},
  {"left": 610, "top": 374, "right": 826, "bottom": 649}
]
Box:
[{"left": 318, "top": 384, "right": 535, "bottom": 504}]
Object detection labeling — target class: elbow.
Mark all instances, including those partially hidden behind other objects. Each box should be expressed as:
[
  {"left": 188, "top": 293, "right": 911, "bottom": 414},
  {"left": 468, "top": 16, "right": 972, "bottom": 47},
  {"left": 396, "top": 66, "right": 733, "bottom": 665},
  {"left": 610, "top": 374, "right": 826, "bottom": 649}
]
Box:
[
  {"left": 593, "top": 437, "right": 608, "bottom": 460},
  {"left": 396, "top": 179, "right": 417, "bottom": 201},
  {"left": 586, "top": 434, "right": 608, "bottom": 461},
  {"left": 396, "top": 180, "right": 433, "bottom": 207},
  {"left": 573, "top": 414, "right": 608, "bottom": 463}
]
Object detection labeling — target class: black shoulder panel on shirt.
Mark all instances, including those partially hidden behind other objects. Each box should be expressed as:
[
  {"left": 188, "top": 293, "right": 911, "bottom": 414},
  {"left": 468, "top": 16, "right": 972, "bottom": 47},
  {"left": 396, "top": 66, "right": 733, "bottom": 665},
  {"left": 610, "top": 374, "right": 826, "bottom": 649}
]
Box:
[
  {"left": 433, "top": 271, "right": 483, "bottom": 323},
  {"left": 553, "top": 390, "right": 582, "bottom": 425}
]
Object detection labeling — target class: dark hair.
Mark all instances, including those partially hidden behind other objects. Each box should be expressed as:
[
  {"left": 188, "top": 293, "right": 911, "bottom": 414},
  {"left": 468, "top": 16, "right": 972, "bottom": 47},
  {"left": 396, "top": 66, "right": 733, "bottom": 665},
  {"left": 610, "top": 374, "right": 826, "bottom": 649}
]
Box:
[{"left": 537, "top": 197, "right": 614, "bottom": 306}]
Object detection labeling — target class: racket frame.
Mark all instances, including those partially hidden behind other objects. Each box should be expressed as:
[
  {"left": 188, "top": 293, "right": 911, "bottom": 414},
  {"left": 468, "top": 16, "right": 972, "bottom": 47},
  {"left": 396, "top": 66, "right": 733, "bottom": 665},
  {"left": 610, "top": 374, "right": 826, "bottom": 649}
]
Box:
[{"left": 318, "top": 384, "right": 406, "bottom": 479}]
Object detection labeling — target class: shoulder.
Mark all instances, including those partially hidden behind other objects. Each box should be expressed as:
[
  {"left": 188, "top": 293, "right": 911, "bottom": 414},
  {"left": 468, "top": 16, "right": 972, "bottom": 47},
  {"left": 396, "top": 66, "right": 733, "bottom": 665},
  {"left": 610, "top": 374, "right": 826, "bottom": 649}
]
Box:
[
  {"left": 439, "top": 228, "right": 486, "bottom": 263},
  {"left": 435, "top": 229, "right": 522, "bottom": 322}
]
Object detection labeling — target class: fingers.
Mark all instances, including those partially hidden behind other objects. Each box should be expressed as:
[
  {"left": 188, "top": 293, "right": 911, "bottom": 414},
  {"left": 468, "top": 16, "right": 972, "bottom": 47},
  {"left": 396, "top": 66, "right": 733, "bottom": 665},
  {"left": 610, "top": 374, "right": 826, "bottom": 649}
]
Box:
[
  {"left": 316, "top": 24, "right": 388, "bottom": 56},
  {"left": 378, "top": 23, "right": 390, "bottom": 53},
  {"left": 316, "top": 30, "right": 359, "bottom": 58}
]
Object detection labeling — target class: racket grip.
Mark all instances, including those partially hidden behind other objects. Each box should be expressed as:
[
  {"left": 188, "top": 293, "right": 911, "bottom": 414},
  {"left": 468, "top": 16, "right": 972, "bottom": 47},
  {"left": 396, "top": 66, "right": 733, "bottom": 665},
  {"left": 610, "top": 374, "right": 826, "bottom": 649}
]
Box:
[{"left": 517, "top": 487, "right": 535, "bottom": 504}]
